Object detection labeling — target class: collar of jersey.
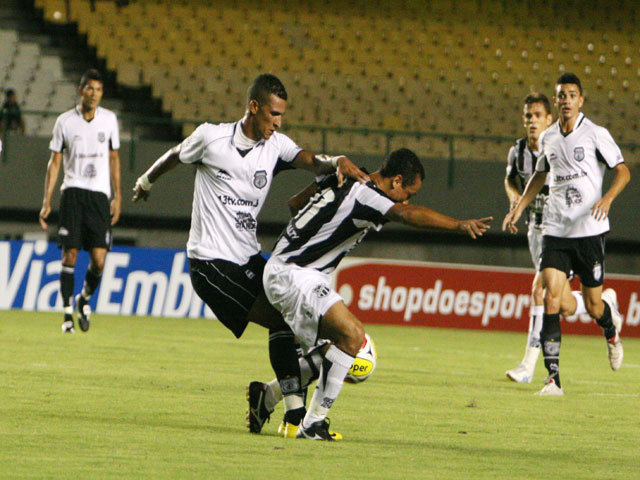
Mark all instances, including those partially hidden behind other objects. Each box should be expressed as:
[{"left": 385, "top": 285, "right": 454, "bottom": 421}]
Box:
[
  {"left": 232, "top": 120, "right": 265, "bottom": 149},
  {"left": 557, "top": 112, "right": 585, "bottom": 136}
]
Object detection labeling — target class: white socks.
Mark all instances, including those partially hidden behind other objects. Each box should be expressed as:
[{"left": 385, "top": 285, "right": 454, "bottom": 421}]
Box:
[
  {"left": 303, "top": 345, "right": 354, "bottom": 428},
  {"left": 526, "top": 305, "right": 544, "bottom": 349}
]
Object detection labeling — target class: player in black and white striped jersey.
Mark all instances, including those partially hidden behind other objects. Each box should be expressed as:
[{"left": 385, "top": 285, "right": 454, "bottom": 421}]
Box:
[
  {"left": 263, "top": 148, "right": 492, "bottom": 440},
  {"left": 504, "top": 73, "right": 631, "bottom": 396},
  {"left": 504, "top": 93, "right": 586, "bottom": 384}
]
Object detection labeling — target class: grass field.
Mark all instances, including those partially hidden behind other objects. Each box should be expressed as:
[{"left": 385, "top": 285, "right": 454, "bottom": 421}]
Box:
[{"left": 1, "top": 310, "right": 638, "bottom": 479}]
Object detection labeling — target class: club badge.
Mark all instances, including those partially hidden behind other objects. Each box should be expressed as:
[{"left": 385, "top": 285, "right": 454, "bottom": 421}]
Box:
[
  {"left": 98, "top": 132, "right": 106, "bottom": 143},
  {"left": 593, "top": 263, "right": 603, "bottom": 282},
  {"left": 253, "top": 170, "right": 267, "bottom": 189},
  {"left": 573, "top": 146, "right": 585, "bottom": 162}
]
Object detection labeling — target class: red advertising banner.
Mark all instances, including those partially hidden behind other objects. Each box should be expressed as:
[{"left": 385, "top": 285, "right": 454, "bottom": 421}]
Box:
[{"left": 333, "top": 258, "right": 640, "bottom": 337}]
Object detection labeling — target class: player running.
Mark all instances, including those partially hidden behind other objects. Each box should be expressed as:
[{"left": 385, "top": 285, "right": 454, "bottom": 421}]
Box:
[
  {"left": 503, "top": 73, "right": 630, "bottom": 395},
  {"left": 503, "top": 93, "right": 586, "bottom": 383}
]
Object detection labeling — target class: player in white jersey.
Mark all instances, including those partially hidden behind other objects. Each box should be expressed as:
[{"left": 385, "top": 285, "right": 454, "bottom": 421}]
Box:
[
  {"left": 39, "top": 69, "right": 121, "bottom": 334},
  {"left": 263, "top": 149, "right": 492, "bottom": 440},
  {"left": 504, "top": 93, "right": 586, "bottom": 384},
  {"left": 503, "top": 73, "right": 630, "bottom": 395},
  {"left": 132, "top": 74, "right": 368, "bottom": 436}
]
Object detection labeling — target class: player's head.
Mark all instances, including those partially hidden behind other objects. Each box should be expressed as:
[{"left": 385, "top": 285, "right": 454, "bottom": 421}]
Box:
[
  {"left": 522, "top": 93, "right": 553, "bottom": 142},
  {"left": 78, "top": 69, "right": 104, "bottom": 112},
  {"left": 554, "top": 73, "right": 584, "bottom": 123},
  {"left": 378, "top": 148, "right": 425, "bottom": 203},
  {"left": 246, "top": 74, "right": 287, "bottom": 140}
]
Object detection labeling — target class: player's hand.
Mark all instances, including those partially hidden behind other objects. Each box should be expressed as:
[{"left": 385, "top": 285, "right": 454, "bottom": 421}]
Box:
[
  {"left": 459, "top": 216, "right": 493, "bottom": 239},
  {"left": 39, "top": 204, "right": 50, "bottom": 229},
  {"left": 132, "top": 175, "right": 152, "bottom": 202},
  {"left": 336, "top": 156, "right": 370, "bottom": 187},
  {"left": 591, "top": 197, "right": 612, "bottom": 221},
  {"left": 502, "top": 209, "right": 521, "bottom": 234},
  {"left": 110, "top": 197, "right": 121, "bottom": 226}
]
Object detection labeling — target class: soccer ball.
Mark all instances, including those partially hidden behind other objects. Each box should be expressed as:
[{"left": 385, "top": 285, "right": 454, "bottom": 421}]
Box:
[{"left": 345, "top": 333, "right": 377, "bottom": 383}]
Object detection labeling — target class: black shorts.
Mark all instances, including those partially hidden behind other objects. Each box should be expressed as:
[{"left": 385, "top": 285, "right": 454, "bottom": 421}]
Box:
[
  {"left": 58, "top": 187, "right": 112, "bottom": 251},
  {"left": 539, "top": 234, "right": 606, "bottom": 287},
  {"left": 188, "top": 254, "right": 266, "bottom": 338}
]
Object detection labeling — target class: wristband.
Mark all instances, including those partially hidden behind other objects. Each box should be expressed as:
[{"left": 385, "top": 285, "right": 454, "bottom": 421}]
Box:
[
  {"left": 137, "top": 173, "right": 153, "bottom": 191},
  {"left": 316, "top": 154, "right": 342, "bottom": 169}
]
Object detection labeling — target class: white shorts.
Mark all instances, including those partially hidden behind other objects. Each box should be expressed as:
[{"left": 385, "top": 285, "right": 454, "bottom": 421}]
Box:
[
  {"left": 263, "top": 257, "right": 343, "bottom": 349},
  {"left": 527, "top": 223, "right": 543, "bottom": 270}
]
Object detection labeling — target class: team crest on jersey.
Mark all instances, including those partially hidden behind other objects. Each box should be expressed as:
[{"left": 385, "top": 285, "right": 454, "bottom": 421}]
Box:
[
  {"left": 253, "top": 170, "right": 268, "bottom": 189},
  {"left": 593, "top": 262, "right": 603, "bottom": 282},
  {"left": 565, "top": 186, "right": 582, "bottom": 207},
  {"left": 573, "top": 146, "right": 585, "bottom": 162},
  {"left": 83, "top": 164, "right": 97, "bottom": 178},
  {"left": 98, "top": 132, "right": 106, "bottom": 143},
  {"left": 313, "top": 284, "right": 330, "bottom": 298}
]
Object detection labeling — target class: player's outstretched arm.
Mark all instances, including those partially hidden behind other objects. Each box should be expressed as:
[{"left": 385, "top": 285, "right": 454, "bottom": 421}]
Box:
[
  {"left": 293, "top": 151, "right": 370, "bottom": 186},
  {"left": 385, "top": 203, "right": 493, "bottom": 239},
  {"left": 591, "top": 162, "right": 631, "bottom": 221},
  {"left": 39, "top": 151, "right": 63, "bottom": 229},
  {"left": 132, "top": 145, "right": 181, "bottom": 202},
  {"left": 502, "top": 170, "right": 547, "bottom": 233}
]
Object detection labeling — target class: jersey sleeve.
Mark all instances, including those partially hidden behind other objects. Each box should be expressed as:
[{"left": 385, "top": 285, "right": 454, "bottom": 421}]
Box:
[
  {"left": 276, "top": 133, "right": 303, "bottom": 164},
  {"left": 355, "top": 183, "right": 395, "bottom": 216},
  {"left": 178, "top": 123, "right": 208, "bottom": 164},
  {"left": 595, "top": 126, "right": 624, "bottom": 168},
  {"left": 535, "top": 133, "right": 550, "bottom": 172},
  {"left": 49, "top": 115, "right": 64, "bottom": 153},
  {"left": 505, "top": 145, "right": 517, "bottom": 177},
  {"left": 109, "top": 113, "right": 120, "bottom": 151}
]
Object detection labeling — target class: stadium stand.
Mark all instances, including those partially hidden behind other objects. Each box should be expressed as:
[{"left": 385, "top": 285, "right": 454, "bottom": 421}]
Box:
[
  {"left": 0, "top": 25, "right": 88, "bottom": 137},
  {"left": 23, "top": 0, "right": 640, "bottom": 163}
]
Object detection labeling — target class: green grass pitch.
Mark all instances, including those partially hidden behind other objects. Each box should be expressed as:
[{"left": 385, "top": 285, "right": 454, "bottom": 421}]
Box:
[{"left": 1, "top": 310, "right": 638, "bottom": 479}]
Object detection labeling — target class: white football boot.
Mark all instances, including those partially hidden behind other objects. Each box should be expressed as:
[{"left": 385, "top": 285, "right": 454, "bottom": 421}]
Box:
[
  {"left": 602, "top": 288, "right": 624, "bottom": 371},
  {"left": 535, "top": 377, "right": 564, "bottom": 396},
  {"left": 506, "top": 346, "right": 539, "bottom": 383}
]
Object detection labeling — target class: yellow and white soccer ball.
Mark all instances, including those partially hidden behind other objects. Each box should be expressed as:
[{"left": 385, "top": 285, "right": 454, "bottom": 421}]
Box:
[{"left": 345, "top": 333, "right": 377, "bottom": 383}]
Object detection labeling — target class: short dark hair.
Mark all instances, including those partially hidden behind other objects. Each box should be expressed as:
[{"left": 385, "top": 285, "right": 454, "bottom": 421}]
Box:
[
  {"left": 524, "top": 92, "right": 551, "bottom": 115},
  {"left": 247, "top": 74, "right": 287, "bottom": 104},
  {"left": 379, "top": 148, "right": 425, "bottom": 187},
  {"left": 5, "top": 88, "right": 16, "bottom": 97},
  {"left": 556, "top": 72, "right": 582, "bottom": 94},
  {"left": 79, "top": 69, "right": 103, "bottom": 89}
]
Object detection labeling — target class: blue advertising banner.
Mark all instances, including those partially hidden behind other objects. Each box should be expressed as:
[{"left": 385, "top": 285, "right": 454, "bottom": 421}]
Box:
[{"left": 0, "top": 240, "right": 214, "bottom": 318}]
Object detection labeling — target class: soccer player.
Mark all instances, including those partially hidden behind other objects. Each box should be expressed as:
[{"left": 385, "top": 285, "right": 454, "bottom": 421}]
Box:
[
  {"left": 39, "top": 69, "right": 121, "bottom": 333},
  {"left": 132, "top": 73, "right": 368, "bottom": 435},
  {"left": 504, "top": 93, "right": 586, "bottom": 383},
  {"left": 503, "top": 73, "right": 631, "bottom": 396},
  {"left": 263, "top": 148, "right": 492, "bottom": 440}
]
